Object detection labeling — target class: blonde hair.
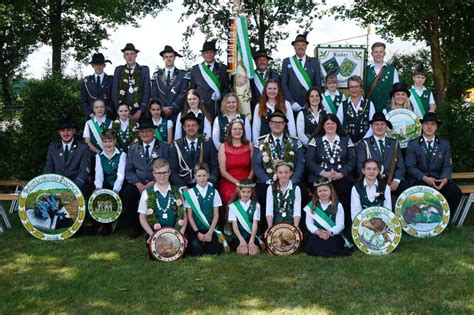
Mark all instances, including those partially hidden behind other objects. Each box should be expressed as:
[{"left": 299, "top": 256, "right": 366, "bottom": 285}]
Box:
[
  {"left": 221, "top": 93, "right": 242, "bottom": 116},
  {"left": 390, "top": 93, "right": 412, "bottom": 110},
  {"left": 152, "top": 159, "right": 170, "bottom": 172}
]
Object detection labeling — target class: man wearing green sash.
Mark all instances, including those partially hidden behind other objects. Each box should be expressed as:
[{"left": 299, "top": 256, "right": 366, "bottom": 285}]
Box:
[
  {"left": 364, "top": 42, "right": 399, "bottom": 113},
  {"left": 250, "top": 50, "right": 280, "bottom": 111},
  {"left": 190, "top": 40, "right": 230, "bottom": 118},
  {"left": 281, "top": 32, "right": 322, "bottom": 114}
]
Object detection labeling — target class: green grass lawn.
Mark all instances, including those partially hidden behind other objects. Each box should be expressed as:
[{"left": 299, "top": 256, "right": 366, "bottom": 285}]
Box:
[{"left": 1, "top": 216, "right": 473, "bottom": 314}]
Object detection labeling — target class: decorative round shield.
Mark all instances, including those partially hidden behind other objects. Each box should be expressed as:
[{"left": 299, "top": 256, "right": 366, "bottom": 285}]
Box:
[
  {"left": 395, "top": 185, "right": 450, "bottom": 238},
  {"left": 88, "top": 189, "right": 122, "bottom": 223},
  {"left": 18, "top": 174, "right": 86, "bottom": 240},
  {"left": 352, "top": 206, "right": 402, "bottom": 255},
  {"left": 265, "top": 223, "right": 302, "bottom": 256},
  {"left": 148, "top": 227, "right": 186, "bottom": 262},
  {"left": 386, "top": 109, "right": 422, "bottom": 149}
]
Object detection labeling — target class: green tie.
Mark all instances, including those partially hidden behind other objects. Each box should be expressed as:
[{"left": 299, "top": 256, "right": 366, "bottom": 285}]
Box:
[
  {"left": 190, "top": 141, "right": 196, "bottom": 161},
  {"left": 145, "top": 144, "right": 150, "bottom": 163},
  {"left": 378, "top": 139, "right": 385, "bottom": 156},
  {"left": 64, "top": 145, "right": 69, "bottom": 162},
  {"left": 275, "top": 139, "right": 282, "bottom": 157},
  {"left": 166, "top": 71, "right": 171, "bottom": 86}
]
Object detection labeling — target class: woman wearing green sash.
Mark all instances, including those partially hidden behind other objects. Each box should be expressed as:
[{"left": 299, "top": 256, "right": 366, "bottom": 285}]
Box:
[
  {"left": 138, "top": 159, "right": 187, "bottom": 245},
  {"left": 265, "top": 161, "right": 302, "bottom": 235},
  {"left": 227, "top": 179, "right": 261, "bottom": 255},
  {"left": 147, "top": 100, "right": 173, "bottom": 143},
  {"left": 350, "top": 159, "right": 392, "bottom": 221},
  {"left": 296, "top": 87, "right": 326, "bottom": 146},
  {"left": 83, "top": 99, "right": 113, "bottom": 154},
  {"left": 174, "top": 89, "right": 212, "bottom": 140},
  {"left": 184, "top": 162, "right": 224, "bottom": 256},
  {"left": 303, "top": 177, "right": 351, "bottom": 257}
]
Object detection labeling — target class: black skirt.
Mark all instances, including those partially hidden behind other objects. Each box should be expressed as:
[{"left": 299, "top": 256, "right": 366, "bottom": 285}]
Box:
[{"left": 304, "top": 233, "right": 351, "bottom": 257}]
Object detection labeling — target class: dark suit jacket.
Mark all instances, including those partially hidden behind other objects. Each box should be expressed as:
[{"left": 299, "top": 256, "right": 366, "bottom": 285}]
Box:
[
  {"left": 80, "top": 73, "right": 114, "bottom": 119},
  {"left": 169, "top": 138, "right": 219, "bottom": 187},
  {"left": 405, "top": 136, "right": 452, "bottom": 181},
  {"left": 43, "top": 140, "right": 90, "bottom": 190},
  {"left": 250, "top": 69, "right": 280, "bottom": 107},
  {"left": 151, "top": 68, "right": 189, "bottom": 122},
  {"left": 252, "top": 134, "right": 305, "bottom": 184},
  {"left": 305, "top": 135, "right": 355, "bottom": 184},
  {"left": 281, "top": 56, "right": 322, "bottom": 106},
  {"left": 356, "top": 136, "right": 406, "bottom": 181},
  {"left": 112, "top": 64, "right": 151, "bottom": 112},
  {"left": 190, "top": 62, "right": 230, "bottom": 117},
  {"left": 126, "top": 140, "right": 170, "bottom": 185}
]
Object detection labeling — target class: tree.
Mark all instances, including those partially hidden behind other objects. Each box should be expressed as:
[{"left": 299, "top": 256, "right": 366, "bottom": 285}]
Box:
[
  {"left": 388, "top": 49, "right": 434, "bottom": 90},
  {"left": 30, "top": 0, "right": 171, "bottom": 77},
  {"left": 332, "top": 0, "right": 474, "bottom": 107},
  {"left": 0, "top": 2, "right": 40, "bottom": 107},
  {"left": 180, "top": 0, "right": 323, "bottom": 62}
]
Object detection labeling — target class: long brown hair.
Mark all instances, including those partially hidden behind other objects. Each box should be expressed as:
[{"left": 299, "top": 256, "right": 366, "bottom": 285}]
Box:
[
  {"left": 225, "top": 119, "right": 249, "bottom": 146},
  {"left": 312, "top": 177, "right": 339, "bottom": 213},
  {"left": 183, "top": 89, "right": 213, "bottom": 123},
  {"left": 258, "top": 79, "right": 286, "bottom": 117}
]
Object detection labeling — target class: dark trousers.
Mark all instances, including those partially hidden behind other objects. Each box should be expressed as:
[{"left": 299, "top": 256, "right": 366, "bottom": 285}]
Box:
[
  {"left": 229, "top": 235, "right": 260, "bottom": 252},
  {"left": 186, "top": 227, "right": 223, "bottom": 256},
  {"left": 304, "top": 233, "right": 351, "bottom": 257},
  {"left": 412, "top": 179, "right": 463, "bottom": 220},
  {"left": 256, "top": 182, "right": 269, "bottom": 233},
  {"left": 121, "top": 183, "right": 143, "bottom": 234},
  {"left": 331, "top": 177, "right": 353, "bottom": 231}
]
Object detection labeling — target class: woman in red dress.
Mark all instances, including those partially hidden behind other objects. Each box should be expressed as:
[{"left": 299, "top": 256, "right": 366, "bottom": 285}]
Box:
[{"left": 218, "top": 119, "right": 254, "bottom": 205}]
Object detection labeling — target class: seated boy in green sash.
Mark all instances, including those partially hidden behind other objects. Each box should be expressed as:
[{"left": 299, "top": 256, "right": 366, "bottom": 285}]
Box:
[
  {"left": 138, "top": 159, "right": 187, "bottom": 245},
  {"left": 183, "top": 162, "right": 226, "bottom": 256},
  {"left": 227, "top": 179, "right": 262, "bottom": 255}
]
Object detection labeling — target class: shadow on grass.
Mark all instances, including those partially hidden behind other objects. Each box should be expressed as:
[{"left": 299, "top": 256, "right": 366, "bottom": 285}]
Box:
[{"left": 0, "top": 218, "right": 473, "bottom": 313}]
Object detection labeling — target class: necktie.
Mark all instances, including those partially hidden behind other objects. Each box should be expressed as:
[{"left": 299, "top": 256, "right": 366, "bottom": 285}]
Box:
[
  {"left": 378, "top": 140, "right": 385, "bottom": 156},
  {"left": 166, "top": 71, "right": 171, "bottom": 86},
  {"left": 207, "top": 64, "right": 211, "bottom": 70},
  {"left": 260, "top": 71, "right": 265, "bottom": 77},
  {"left": 190, "top": 141, "right": 196, "bottom": 161},
  {"left": 96, "top": 75, "right": 101, "bottom": 90},
  {"left": 427, "top": 140, "right": 433, "bottom": 156},
  {"left": 145, "top": 144, "right": 150, "bottom": 163},
  {"left": 298, "top": 58, "right": 303, "bottom": 64},
  {"left": 64, "top": 145, "right": 69, "bottom": 162},
  {"left": 275, "top": 139, "right": 282, "bottom": 157}
]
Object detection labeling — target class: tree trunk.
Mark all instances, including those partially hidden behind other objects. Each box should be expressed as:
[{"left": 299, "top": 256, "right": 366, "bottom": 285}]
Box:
[
  {"left": 427, "top": 14, "right": 446, "bottom": 107},
  {"left": 258, "top": 6, "right": 265, "bottom": 50},
  {"left": 49, "top": 0, "right": 63, "bottom": 77},
  {"left": 0, "top": 37, "right": 12, "bottom": 108}
]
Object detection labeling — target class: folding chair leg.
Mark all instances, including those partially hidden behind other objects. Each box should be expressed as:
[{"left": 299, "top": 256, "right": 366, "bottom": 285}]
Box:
[
  {"left": 0, "top": 205, "right": 12, "bottom": 229},
  {"left": 457, "top": 194, "right": 473, "bottom": 228},
  {"left": 452, "top": 195, "right": 466, "bottom": 224},
  {"left": 9, "top": 186, "right": 20, "bottom": 214}
]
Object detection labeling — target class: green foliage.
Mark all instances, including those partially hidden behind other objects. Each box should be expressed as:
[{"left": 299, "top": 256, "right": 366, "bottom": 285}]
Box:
[
  {"left": 437, "top": 100, "right": 474, "bottom": 172},
  {"left": 389, "top": 49, "right": 434, "bottom": 90},
  {"left": 0, "top": 122, "right": 21, "bottom": 179},
  {"left": 15, "top": 77, "right": 84, "bottom": 179}
]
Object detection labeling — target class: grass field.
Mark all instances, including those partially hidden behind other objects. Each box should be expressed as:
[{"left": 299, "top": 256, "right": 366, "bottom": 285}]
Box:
[{"left": 1, "top": 216, "right": 473, "bottom": 314}]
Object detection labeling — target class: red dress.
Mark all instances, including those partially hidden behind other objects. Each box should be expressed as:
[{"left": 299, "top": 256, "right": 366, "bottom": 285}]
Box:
[{"left": 219, "top": 142, "right": 252, "bottom": 204}]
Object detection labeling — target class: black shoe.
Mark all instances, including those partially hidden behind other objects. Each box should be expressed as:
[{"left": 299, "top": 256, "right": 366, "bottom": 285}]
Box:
[{"left": 128, "top": 230, "right": 142, "bottom": 239}]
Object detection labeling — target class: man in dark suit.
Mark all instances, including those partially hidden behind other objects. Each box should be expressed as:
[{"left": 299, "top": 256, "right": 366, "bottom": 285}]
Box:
[
  {"left": 112, "top": 43, "right": 151, "bottom": 121},
  {"left": 190, "top": 40, "right": 230, "bottom": 118},
  {"left": 281, "top": 32, "right": 322, "bottom": 115},
  {"left": 80, "top": 53, "right": 114, "bottom": 120},
  {"left": 44, "top": 117, "right": 90, "bottom": 192},
  {"left": 122, "top": 118, "right": 170, "bottom": 238},
  {"left": 405, "top": 112, "right": 462, "bottom": 213},
  {"left": 356, "top": 112, "right": 409, "bottom": 196},
  {"left": 151, "top": 45, "right": 189, "bottom": 124},
  {"left": 169, "top": 114, "right": 219, "bottom": 189},
  {"left": 250, "top": 49, "right": 280, "bottom": 111}
]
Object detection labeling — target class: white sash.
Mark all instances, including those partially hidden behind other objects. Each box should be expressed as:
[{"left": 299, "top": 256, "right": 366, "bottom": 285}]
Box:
[
  {"left": 198, "top": 64, "right": 221, "bottom": 99},
  {"left": 289, "top": 57, "right": 310, "bottom": 90}
]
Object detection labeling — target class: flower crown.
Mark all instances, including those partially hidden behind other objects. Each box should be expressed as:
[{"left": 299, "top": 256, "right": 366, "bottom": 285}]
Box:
[
  {"left": 314, "top": 178, "right": 332, "bottom": 187},
  {"left": 274, "top": 160, "right": 294, "bottom": 170},
  {"left": 237, "top": 181, "right": 256, "bottom": 188}
]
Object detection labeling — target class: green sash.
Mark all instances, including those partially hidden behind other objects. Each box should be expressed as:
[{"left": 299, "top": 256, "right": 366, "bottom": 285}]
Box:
[
  {"left": 183, "top": 189, "right": 229, "bottom": 250},
  {"left": 198, "top": 62, "right": 221, "bottom": 93},
  {"left": 254, "top": 71, "right": 265, "bottom": 94},
  {"left": 303, "top": 201, "right": 335, "bottom": 230},
  {"left": 409, "top": 88, "right": 426, "bottom": 117},
  {"left": 290, "top": 56, "right": 312, "bottom": 90},
  {"left": 87, "top": 119, "right": 107, "bottom": 150},
  {"left": 324, "top": 94, "right": 337, "bottom": 114},
  {"left": 232, "top": 201, "right": 264, "bottom": 246}
]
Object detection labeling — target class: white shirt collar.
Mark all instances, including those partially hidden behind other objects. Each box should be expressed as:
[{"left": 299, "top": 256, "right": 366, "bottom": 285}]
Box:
[
  {"left": 374, "top": 135, "right": 386, "bottom": 142},
  {"left": 411, "top": 85, "right": 426, "bottom": 92},
  {"left": 323, "top": 134, "right": 340, "bottom": 143},
  {"left": 154, "top": 183, "right": 172, "bottom": 197},
  {"left": 350, "top": 96, "right": 364, "bottom": 108},
  {"left": 143, "top": 138, "right": 155, "bottom": 149},
  {"left": 363, "top": 178, "right": 379, "bottom": 188},
  {"left": 371, "top": 61, "right": 388, "bottom": 68},
  {"left": 319, "top": 200, "right": 332, "bottom": 209},
  {"left": 152, "top": 117, "right": 162, "bottom": 125},
  {"left": 324, "top": 90, "right": 339, "bottom": 97},
  {"left": 120, "top": 119, "right": 129, "bottom": 129},
  {"left": 279, "top": 181, "right": 294, "bottom": 193},
  {"left": 196, "top": 183, "right": 209, "bottom": 196},
  {"left": 239, "top": 199, "right": 252, "bottom": 209},
  {"left": 62, "top": 141, "right": 73, "bottom": 150},
  {"left": 94, "top": 116, "right": 106, "bottom": 124},
  {"left": 100, "top": 147, "right": 120, "bottom": 158},
  {"left": 423, "top": 136, "right": 435, "bottom": 143},
  {"left": 95, "top": 72, "right": 105, "bottom": 80},
  {"left": 266, "top": 102, "right": 276, "bottom": 111},
  {"left": 188, "top": 109, "right": 202, "bottom": 115},
  {"left": 165, "top": 67, "right": 175, "bottom": 73},
  {"left": 271, "top": 134, "right": 284, "bottom": 142}
]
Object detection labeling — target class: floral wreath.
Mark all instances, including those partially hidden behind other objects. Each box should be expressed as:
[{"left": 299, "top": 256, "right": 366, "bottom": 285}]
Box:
[
  {"left": 259, "top": 134, "right": 296, "bottom": 180},
  {"left": 111, "top": 119, "right": 139, "bottom": 144},
  {"left": 118, "top": 66, "right": 142, "bottom": 114},
  {"left": 146, "top": 186, "right": 185, "bottom": 230}
]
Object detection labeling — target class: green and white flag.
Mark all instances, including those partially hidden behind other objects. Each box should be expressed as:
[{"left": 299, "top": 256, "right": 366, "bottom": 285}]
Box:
[
  {"left": 236, "top": 16, "right": 255, "bottom": 79},
  {"left": 290, "top": 56, "right": 312, "bottom": 90}
]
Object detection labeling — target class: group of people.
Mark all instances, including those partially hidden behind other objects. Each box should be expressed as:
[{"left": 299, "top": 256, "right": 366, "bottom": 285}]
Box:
[{"left": 43, "top": 34, "right": 462, "bottom": 258}]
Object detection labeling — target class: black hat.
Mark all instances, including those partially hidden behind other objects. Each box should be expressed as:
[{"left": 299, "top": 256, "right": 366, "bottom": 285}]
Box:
[
  {"left": 121, "top": 43, "right": 140, "bottom": 53},
  {"left": 90, "top": 53, "right": 112, "bottom": 65},
  {"left": 136, "top": 118, "right": 158, "bottom": 130},
  {"left": 291, "top": 31, "right": 309, "bottom": 45},
  {"left": 56, "top": 116, "right": 77, "bottom": 130},
  {"left": 253, "top": 49, "right": 273, "bottom": 61},
  {"left": 200, "top": 40, "right": 217, "bottom": 52},
  {"left": 159, "top": 45, "right": 183, "bottom": 57},
  {"left": 420, "top": 112, "right": 442, "bottom": 126},
  {"left": 180, "top": 112, "right": 202, "bottom": 125},
  {"left": 389, "top": 82, "right": 411, "bottom": 98},
  {"left": 266, "top": 110, "right": 289, "bottom": 123},
  {"left": 369, "top": 112, "right": 393, "bottom": 129}
]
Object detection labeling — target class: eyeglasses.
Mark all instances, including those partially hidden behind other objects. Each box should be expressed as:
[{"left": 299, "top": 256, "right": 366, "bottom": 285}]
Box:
[
  {"left": 154, "top": 171, "right": 170, "bottom": 176},
  {"left": 270, "top": 121, "right": 285, "bottom": 125},
  {"left": 348, "top": 85, "right": 360, "bottom": 89}
]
